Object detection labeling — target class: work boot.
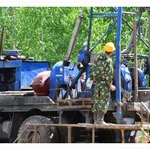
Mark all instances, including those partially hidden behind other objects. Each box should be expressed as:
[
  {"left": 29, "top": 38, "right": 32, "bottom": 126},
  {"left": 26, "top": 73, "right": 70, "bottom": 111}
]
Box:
[
  {"left": 97, "top": 120, "right": 107, "bottom": 125},
  {"left": 96, "top": 111, "right": 107, "bottom": 125}
]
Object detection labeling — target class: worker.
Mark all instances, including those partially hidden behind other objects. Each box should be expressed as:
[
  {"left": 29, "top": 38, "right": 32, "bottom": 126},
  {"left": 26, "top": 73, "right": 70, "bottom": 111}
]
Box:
[{"left": 89, "top": 42, "right": 116, "bottom": 125}]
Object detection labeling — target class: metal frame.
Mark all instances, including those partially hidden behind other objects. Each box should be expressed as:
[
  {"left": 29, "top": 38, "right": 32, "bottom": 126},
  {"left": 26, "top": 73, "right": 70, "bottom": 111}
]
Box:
[{"left": 14, "top": 123, "right": 150, "bottom": 143}]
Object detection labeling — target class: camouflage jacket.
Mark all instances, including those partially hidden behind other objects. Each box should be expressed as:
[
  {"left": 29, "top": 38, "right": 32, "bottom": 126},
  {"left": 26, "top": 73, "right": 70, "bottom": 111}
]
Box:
[{"left": 89, "top": 53, "right": 114, "bottom": 86}]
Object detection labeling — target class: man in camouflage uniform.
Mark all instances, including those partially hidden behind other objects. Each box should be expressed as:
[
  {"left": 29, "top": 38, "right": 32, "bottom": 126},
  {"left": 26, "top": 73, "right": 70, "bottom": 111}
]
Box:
[{"left": 89, "top": 42, "right": 116, "bottom": 125}]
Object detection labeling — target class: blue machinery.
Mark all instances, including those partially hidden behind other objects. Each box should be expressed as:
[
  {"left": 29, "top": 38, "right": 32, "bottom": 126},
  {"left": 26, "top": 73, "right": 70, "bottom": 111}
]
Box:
[
  {"left": 0, "top": 50, "right": 50, "bottom": 91},
  {"left": 41, "top": 7, "right": 148, "bottom": 143}
]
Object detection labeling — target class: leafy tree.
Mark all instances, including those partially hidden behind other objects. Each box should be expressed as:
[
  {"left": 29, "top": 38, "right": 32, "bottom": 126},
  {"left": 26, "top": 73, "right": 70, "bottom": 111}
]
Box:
[{"left": 0, "top": 7, "right": 149, "bottom": 67}]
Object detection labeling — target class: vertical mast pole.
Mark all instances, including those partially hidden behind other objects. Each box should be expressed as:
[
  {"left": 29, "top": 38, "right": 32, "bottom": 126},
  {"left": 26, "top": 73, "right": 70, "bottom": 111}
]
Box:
[
  {"left": 115, "top": 7, "right": 123, "bottom": 143},
  {"left": 116, "top": 7, "right": 123, "bottom": 123}
]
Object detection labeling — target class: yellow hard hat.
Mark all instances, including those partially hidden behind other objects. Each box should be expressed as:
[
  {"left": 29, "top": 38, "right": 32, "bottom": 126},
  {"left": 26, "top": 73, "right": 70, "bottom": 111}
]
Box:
[{"left": 104, "top": 42, "right": 115, "bottom": 52}]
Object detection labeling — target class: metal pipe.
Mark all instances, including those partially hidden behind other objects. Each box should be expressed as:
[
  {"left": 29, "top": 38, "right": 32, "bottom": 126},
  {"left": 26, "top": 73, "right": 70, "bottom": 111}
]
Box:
[
  {"left": 63, "top": 7, "right": 92, "bottom": 99},
  {"left": 116, "top": 7, "right": 122, "bottom": 122},
  {"left": 123, "top": 17, "right": 149, "bottom": 49},
  {"left": 115, "top": 7, "right": 122, "bottom": 143},
  {"left": 123, "top": 13, "right": 142, "bottom": 53},
  {"left": 87, "top": 7, "right": 93, "bottom": 51},
  {"left": 64, "top": 7, "right": 84, "bottom": 62},
  {"left": 113, "top": 7, "right": 149, "bottom": 49},
  {"left": 90, "top": 19, "right": 117, "bottom": 53},
  {"left": 133, "top": 20, "right": 138, "bottom": 101}
]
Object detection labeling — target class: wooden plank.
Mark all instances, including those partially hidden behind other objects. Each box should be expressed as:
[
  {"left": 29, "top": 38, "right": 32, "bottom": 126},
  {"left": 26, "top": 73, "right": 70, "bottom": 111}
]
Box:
[
  {"left": 68, "top": 100, "right": 72, "bottom": 106},
  {"left": 26, "top": 123, "right": 150, "bottom": 130},
  {"left": 68, "top": 127, "right": 72, "bottom": 143},
  {"left": 121, "top": 129, "right": 125, "bottom": 143},
  {"left": 34, "top": 126, "right": 38, "bottom": 143},
  {"left": 56, "top": 98, "right": 92, "bottom": 103},
  {"left": 56, "top": 97, "right": 92, "bottom": 109},
  {"left": 139, "top": 127, "right": 150, "bottom": 142},
  {"left": 82, "top": 100, "right": 84, "bottom": 106},
  {"left": 133, "top": 20, "right": 138, "bottom": 101},
  {"left": 13, "top": 124, "right": 30, "bottom": 143},
  {"left": 141, "top": 102, "right": 150, "bottom": 115},
  {"left": 92, "top": 127, "right": 95, "bottom": 143},
  {"left": 57, "top": 105, "right": 92, "bottom": 110}
]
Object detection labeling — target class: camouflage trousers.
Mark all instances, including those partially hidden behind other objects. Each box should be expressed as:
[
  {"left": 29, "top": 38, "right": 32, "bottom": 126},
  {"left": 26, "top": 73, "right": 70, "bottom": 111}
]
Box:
[{"left": 92, "top": 81, "right": 110, "bottom": 114}]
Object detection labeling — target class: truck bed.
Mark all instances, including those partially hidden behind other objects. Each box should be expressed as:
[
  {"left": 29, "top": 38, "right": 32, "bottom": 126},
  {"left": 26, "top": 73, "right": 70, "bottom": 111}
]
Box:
[{"left": 0, "top": 90, "right": 150, "bottom": 113}]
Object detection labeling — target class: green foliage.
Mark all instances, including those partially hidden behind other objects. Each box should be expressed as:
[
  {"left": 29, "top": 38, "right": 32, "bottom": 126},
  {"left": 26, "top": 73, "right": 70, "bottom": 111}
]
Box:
[{"left": 0, "top": 7, "right": 149, "bottom": 67}]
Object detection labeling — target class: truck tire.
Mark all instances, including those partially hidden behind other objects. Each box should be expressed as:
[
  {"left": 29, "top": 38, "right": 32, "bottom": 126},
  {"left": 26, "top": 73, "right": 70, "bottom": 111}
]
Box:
[{"left": 17, "top": 115, "right": 59, "bottom": 143}]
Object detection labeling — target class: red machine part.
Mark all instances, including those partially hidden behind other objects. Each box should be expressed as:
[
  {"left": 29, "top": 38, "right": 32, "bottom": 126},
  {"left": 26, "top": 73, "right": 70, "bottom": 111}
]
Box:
[{"left": 30, "top": 71, "right": 50, "bottom": 96}]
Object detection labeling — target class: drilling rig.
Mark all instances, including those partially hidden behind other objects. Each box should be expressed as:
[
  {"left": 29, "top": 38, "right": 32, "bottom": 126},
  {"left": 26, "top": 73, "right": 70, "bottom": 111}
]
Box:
[{"left": 0, "top": 7, "right": 150, "bottom": 143}]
